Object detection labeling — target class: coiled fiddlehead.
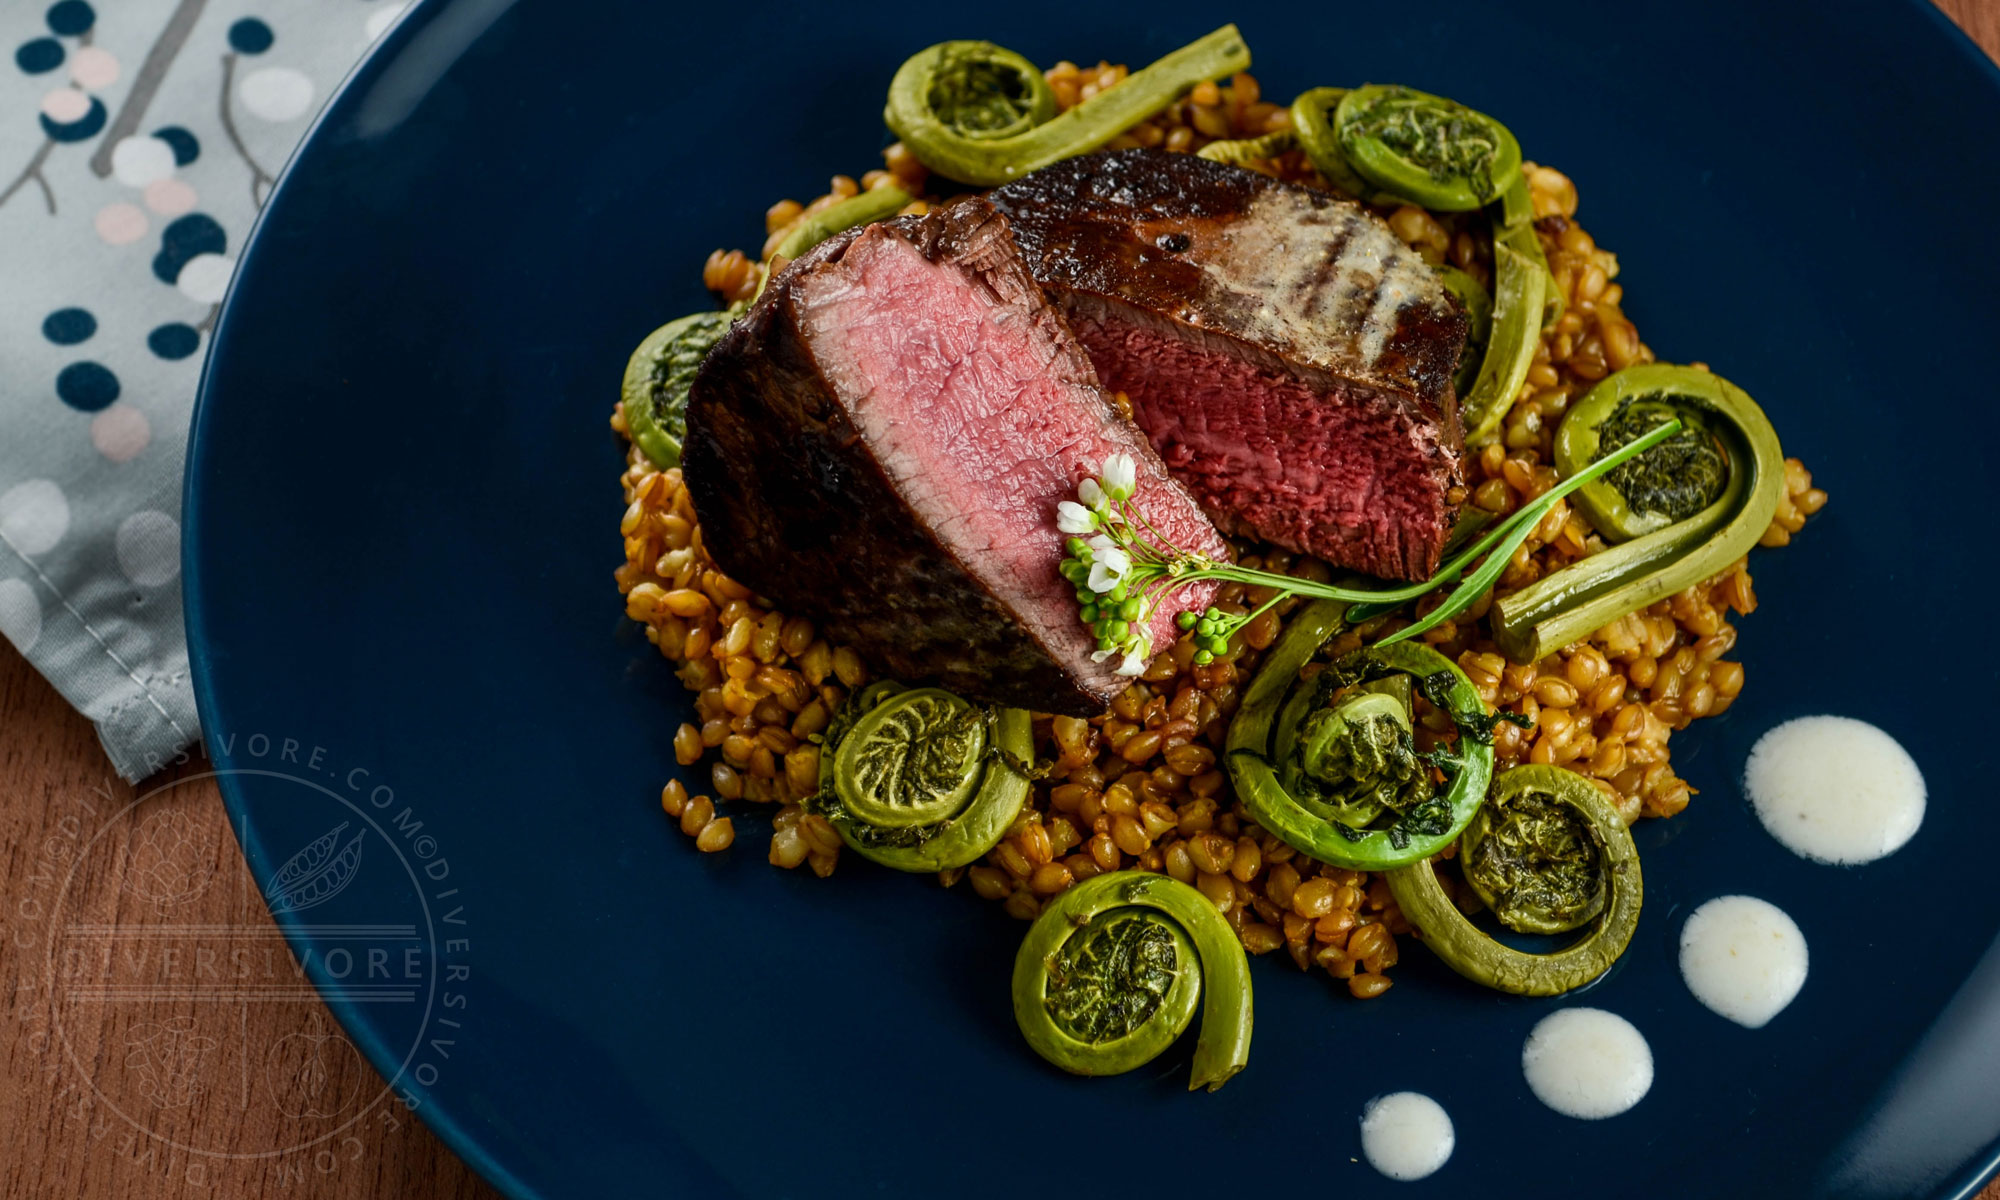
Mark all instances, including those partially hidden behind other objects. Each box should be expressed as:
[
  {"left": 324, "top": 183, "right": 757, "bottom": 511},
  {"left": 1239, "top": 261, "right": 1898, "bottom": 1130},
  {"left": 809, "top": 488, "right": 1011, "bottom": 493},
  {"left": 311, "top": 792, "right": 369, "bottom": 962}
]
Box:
[
  {"left": 1226, "top": 601, "right": 1497, "bottom": 871},
  {"left": 620, "top": 310, "right": 735, "bottom": 469},
  {"left": 1333, "top": 84, "right": 1522, "bottom": 211},
  {"left": 1386, "top": 765, "right": 1641, "bottom": 995},
  {"left": 1491, "top": 363, "right": 1785, "bottom": 662},
  {"left": 1288, "top": 86, "right": 1399, "bottom": 203},
  {"left": 884, "top": 26, "right": 1250, "bottom": 186},
  {"left": 1013, "top": 871, "right": 1252, "bottom": 1091},
  {"left": 807, "top": 682, "right": 1033, "bottom": 872}
]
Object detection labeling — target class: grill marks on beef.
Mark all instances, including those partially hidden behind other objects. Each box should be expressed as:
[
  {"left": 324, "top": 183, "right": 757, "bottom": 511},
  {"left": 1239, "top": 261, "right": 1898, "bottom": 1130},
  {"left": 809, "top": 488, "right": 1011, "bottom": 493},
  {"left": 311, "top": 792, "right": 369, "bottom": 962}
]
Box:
[
  {"left": 683, "top": 198, "right": 1223, "bottom": 715},
  {"left": 991, "top": 149, "right": 1468, "bottom": 580}
]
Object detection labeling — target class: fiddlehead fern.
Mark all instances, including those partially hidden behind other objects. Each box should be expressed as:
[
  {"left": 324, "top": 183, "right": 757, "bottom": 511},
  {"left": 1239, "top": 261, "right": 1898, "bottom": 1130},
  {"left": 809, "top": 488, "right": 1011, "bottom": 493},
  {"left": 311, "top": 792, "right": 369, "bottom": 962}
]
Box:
[
  {"left": 885, "top": 26, "right": 1250, "bottom": 186},
  {"left": 1013, "top": 871, "right": 1251, "bottom": 1091},
  {"left": 1491, "top": 364, "right": 1785, "bottom": 662},
  {"left": 1226, "top": 602, "right": 1497, "bottom": 871},
  {"left": 1386, "top": 765, "right": 1642, "bottom": 995},
  {"left": 806, "top": 683, "right": 1034, "bottom": 872}
]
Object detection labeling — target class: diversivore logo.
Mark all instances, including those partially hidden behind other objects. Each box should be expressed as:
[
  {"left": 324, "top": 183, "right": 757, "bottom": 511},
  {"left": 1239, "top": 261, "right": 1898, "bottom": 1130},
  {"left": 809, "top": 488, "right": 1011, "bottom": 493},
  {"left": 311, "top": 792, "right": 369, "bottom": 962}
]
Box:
[{"left": 16, "top": 732, "right": 474, "bottom": 1188}]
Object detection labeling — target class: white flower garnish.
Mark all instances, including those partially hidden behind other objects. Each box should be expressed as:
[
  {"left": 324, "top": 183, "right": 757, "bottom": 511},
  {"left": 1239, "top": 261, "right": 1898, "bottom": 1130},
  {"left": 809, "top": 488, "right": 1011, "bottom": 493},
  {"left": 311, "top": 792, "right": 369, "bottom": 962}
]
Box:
[
  {"left": 1087, "top": 536, "right": 1129, "bottom": 576},
  {"left": 1078, "top": 477, "right": 1108, "bottom": 513},
  {"left": 1056, "top": 500, "right": 1097, "bottom": 535},
  {"left": 1100, "top": 453, "right": 1136, "bottom": 502},
  {"left": 1115, "top": 634, "right": 1151, "bottom": 677}
]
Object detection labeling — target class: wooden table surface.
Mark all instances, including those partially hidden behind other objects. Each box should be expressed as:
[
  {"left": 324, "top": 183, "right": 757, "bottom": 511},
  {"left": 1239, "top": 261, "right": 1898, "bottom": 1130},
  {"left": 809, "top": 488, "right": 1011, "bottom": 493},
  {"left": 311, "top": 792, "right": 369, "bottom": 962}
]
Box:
[{"left": 4, "top": 4, "right": 1997, "bottom": 1196}]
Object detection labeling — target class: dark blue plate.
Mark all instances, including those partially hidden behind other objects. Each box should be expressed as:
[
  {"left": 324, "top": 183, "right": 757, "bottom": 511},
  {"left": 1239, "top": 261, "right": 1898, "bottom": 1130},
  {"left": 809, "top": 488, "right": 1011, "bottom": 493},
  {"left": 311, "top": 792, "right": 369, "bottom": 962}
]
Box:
[{"left": 185, "top": 1, "right": 2000, "bottom": 1195}]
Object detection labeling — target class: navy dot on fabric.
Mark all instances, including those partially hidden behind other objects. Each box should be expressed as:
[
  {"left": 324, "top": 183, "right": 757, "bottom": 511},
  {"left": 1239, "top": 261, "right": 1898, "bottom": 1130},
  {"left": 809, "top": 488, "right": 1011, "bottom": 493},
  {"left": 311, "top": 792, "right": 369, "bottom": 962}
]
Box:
[
  {"left": 15, "top": 37, "right": 63, "bottom": 73},
  {"left": 147, "top": 323, "right": 201, "bottom": 360},
  {"left": 56, "top": 361, "right": 119, "bottom": 412},
  {"left": 41, "top": 307, "right": 96, "bottom": 345},
  {"left": 39, "top": 95, "right": 105, "bottom": 143},
  {"left": 151, "top": 125, "right": 200, "bottom": 166},
  {"left": 151, "top": 213, "right": 227, "bottom": 284},
  {"left": 227, "top": 18, "right": 273, "bottom": 54},
  {"left": 44, "top": 1, "right": 93, "bottom": 36}
]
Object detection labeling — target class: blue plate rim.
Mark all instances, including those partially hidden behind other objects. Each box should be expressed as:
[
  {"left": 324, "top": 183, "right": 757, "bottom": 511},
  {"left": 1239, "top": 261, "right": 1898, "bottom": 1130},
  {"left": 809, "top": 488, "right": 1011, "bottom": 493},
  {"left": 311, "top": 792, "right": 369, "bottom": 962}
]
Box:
[
  {"left": 183, "top": 3, "right": 544, "bottom": 1195},
  {"left": 179, "top": 1, "right": 2000, "bottom": 1197}
]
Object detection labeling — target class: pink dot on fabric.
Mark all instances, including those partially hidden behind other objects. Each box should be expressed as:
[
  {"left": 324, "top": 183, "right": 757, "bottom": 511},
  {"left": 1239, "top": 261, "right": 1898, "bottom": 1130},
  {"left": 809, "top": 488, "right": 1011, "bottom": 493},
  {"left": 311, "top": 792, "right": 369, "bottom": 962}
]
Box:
[
  {"left": 94, "top": 202, "right": 148, "bottom": 245},
  {"left": 41, "top": 87, "right": 90, "bottom": 122},
  {"left": 70, "top": 46, "right": 119, "bottom": 90},
  {"left": 143, "top": 178, "right": 197, "bottom": 216},
  {"left": 91, "top": 406, "right": 151, "bottom": 463}
]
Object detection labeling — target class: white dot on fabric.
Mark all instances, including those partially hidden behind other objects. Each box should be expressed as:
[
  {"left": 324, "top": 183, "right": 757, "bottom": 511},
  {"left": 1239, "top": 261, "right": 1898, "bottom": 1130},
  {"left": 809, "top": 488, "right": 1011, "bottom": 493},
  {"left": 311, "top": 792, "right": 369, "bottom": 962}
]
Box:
[
  {"left": 116, "top": 511, "right": 181, "bottom": 588},
  {"left": 111, "top": 136, "right": 177, "bottom": 187},
  {"left": 70, "top": 45, "right": 120, "bottom": 90},
  {"left": 0, "top": 579, "right": 40, "bottom": 653},
  {"left": 365, "top": 4, "right": 408, "bottom": 41},
  {"left": 95, "top": 202, "right": 149, "bottom": 245},
  {"left": 0, "top": 480, "right": 71, "bottom": 557},
  {"left": 176, "top": 253, "right": 235, "bottom": 304},
  {"left": 91, "top": 406, "right": 152, "bottom": 463},
  {"left": 238, "top": 67, "right": 314, "bottom": 122},
  {"left": 41, "top": 87, "right": 90, "bottom": 122}
]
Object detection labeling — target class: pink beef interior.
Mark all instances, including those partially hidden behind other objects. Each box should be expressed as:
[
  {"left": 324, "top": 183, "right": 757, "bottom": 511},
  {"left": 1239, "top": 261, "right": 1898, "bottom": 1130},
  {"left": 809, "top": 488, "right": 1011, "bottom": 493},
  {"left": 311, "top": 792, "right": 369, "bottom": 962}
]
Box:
[
  {"left": 1070, "top": 311, "right": 1454, "bottom": 581},
  {"left": 797, "top": 231, "right": 1222, "bottom": 677}
]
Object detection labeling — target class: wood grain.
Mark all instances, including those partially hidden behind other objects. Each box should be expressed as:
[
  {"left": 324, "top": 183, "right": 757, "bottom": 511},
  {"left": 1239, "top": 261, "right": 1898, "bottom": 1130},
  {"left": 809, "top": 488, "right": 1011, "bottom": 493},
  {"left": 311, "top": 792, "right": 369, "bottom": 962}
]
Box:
[
  {"left": 0, "top": 646, "right": 500, "bottom": 1200},
  {"left": 1, "top": 3, "right": 1995, "bottom": 1196}
]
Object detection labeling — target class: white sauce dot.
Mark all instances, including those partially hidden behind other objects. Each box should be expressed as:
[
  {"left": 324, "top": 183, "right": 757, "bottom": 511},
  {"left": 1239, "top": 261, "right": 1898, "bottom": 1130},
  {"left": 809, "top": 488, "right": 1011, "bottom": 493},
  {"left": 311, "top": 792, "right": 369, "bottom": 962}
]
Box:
[
  {"left": 1744, "top": 716, "right": 1925, "bottom": 865},
  {"left": 1679, "top": 895, "right": 1808, "bottom": 1028},
  {"left": 1521, "top": 1007, "right": 1652, "bottom": 1119},
  {"left": 1359, "top": 1091, "right": 1453, "bottom": 1181}
]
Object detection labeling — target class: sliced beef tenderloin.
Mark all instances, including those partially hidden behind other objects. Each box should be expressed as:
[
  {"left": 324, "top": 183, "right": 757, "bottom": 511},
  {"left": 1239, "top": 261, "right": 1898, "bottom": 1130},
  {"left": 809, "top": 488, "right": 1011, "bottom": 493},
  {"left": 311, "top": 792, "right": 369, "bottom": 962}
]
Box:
[
  {"left": 990, "top": 149, "right": 1468, "bottom": 582},
  {"left": 682, "top": 197, "right": 1224, "bottom": 716}
]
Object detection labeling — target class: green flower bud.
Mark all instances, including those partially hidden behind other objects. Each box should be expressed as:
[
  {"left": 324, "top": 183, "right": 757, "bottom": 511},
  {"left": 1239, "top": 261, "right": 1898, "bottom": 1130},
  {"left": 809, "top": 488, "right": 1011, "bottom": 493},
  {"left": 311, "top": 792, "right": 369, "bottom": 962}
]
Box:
[
  {"left": 1080, "top": 603, "right": 1099, "bottom": 624},
  {"left": 1119, "top": 597, "right": 1142, "bottom": 622},
  {"left": 1108, "top": 619, "right": 1129, "bottom": 642},
  {"left": 1194, "top": 649, "right": 1215, "bottom": 666},
  {"left": 1175, "top": 610, "right": 1198, "bottom": 631}
]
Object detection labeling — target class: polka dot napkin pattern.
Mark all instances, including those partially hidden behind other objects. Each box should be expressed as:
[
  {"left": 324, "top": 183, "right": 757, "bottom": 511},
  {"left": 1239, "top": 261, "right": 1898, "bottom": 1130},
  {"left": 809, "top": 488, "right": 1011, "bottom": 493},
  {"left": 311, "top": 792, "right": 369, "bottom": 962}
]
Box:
[{"left": 1, "top": 0, "right": 405, "bottom": 780}]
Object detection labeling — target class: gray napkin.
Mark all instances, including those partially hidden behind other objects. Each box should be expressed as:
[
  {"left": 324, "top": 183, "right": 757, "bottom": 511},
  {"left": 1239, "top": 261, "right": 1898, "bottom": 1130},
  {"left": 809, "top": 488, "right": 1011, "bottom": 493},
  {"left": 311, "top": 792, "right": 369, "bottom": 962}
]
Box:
[{"left": 1, "top": 0, "right": 405, "bottom": 779}]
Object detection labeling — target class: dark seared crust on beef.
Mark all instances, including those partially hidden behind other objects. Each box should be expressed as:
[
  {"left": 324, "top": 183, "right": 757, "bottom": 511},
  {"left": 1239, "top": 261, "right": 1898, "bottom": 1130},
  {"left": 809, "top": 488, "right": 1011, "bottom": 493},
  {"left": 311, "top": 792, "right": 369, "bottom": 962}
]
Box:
[
  {"left": 990, "top": 149, "right": 1469, "bottom": 579},
  {"left": 990, "top": 149, "right": 1466, "bottom": 429},
  {"left": 683, "top": 198, "right": 1198, "bottom": 715}
]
